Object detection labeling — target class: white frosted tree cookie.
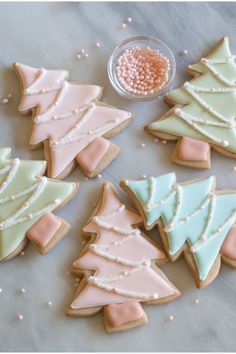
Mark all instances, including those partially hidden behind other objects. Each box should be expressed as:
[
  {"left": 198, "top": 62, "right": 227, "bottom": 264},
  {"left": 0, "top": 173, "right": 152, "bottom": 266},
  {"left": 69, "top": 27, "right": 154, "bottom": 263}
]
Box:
[
  {"left": 14, "top": 63, "right": 132, "bottom": 179},
  {"left": 67, "top": 183, "right": 180, "bottom": 333},
  {"left": 0, "top": 148, "right": 78, "bottom": 262},
  {"left": 145, "top": 37, "right": 236, "bottom": 168},
  {"left": 120, "top": 173, "right": 236, "bottom": 288}
]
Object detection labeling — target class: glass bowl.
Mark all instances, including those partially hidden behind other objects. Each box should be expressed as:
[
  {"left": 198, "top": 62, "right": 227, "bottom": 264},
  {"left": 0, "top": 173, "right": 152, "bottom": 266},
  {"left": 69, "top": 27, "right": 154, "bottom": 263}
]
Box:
[{"left": 107, "top": 36, "right": 176, "bottom": 101}]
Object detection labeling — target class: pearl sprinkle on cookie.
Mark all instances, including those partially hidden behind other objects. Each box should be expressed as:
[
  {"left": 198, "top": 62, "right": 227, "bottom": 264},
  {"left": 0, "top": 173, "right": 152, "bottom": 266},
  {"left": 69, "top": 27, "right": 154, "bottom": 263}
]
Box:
[{"left": 116, "top": 46, "right": 170, "bottom": 96}]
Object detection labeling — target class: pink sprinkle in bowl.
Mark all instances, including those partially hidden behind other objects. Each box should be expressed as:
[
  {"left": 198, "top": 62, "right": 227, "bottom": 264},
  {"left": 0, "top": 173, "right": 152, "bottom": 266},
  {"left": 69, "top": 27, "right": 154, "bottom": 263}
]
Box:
[{"left": 107, "top": 36, "right": 176, "bottom": 101}]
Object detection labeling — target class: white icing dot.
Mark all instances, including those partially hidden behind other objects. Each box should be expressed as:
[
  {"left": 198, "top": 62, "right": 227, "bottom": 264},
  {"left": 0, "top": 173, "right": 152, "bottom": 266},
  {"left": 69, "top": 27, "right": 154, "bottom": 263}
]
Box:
[
  {"left": 233, "top": 167, "right": 236, "bottom": 172},
  {"left": 162, "top": 140, "right": 167, "bottom": 144},
  {"left": 97, "top": 174, "right": 102, "bottom": 179},
  {"left": 20, "top": 288, "right": 26, "bottom": 293},
  {"left": 95, "top": 42, "right": 100, "bottom": 48},
  {"left": 81, "top": 49, "right": 85, "bottom": 54},
  {"left": 127, "top": 17, "right": 132, "bottom": 22},
  {"left": 17, "top": 314, "right": 23, "bottom": 321},
  {"left": 28, "top": 213, "right": 33, "bottom": 220},
  {"left": 0, "top": 288, "right": 2, "bottom": 293},
  {"left": 54, "top": 198, "right": 61, "bottom": 205},
  {"left": 195, "top": 299, "right": 199, "bottom": 304},
  {"left": 169, "top": 315, "right": 174, "bottom": 321},
  {"left": 181, "top": 49, "right": 188, "bottom": 56},
  {"left": 77, "top": 54, "right": 81, "bottom": 59},
  {"left": 122, "top": 23, "right": 127, "bottom": 28},
  {"left": 2, "top": 98, "right": 8, "bottom": 104},
  {"left": 47, "top": 301, "right": 52, "bottom": 306},
  {"left": 142, "top": 174, "right": 146, "bottom": 179},
  {"left": 141, "top": 143, "right": 146, "bottom": 148},
  {"left": 84, "top": 53, "right": 89, "bottom": 58}
]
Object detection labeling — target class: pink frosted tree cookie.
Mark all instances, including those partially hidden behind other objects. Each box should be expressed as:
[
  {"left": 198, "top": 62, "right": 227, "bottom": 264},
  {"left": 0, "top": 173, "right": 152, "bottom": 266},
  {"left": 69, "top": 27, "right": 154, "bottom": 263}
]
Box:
[
  {"left": 67, "top": 183, "right": 180, "bottom": 333},
  {"left": 14, "top": 63, "right": 132, "bottom": 179}
]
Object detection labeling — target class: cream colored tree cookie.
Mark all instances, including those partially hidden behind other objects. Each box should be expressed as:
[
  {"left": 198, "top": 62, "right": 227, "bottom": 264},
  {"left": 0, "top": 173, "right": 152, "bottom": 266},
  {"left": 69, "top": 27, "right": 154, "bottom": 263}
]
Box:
[
  {"left": 145, "top": 37, "right": 236, "bottom": 168},
  {"left": 67, "top": 183, "right": 180, "bottom": 333}
]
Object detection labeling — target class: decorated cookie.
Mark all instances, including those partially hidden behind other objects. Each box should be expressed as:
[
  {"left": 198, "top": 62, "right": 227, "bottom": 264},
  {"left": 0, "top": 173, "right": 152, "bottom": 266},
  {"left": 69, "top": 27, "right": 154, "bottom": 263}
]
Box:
[
  {"left": 0, "top": 148, "right": 78, "bottom": 262},
  {"left": 67, "top": 183, "right": 180, "bottom": 333},
  {"left": 121, "top": 173, "right": 236, "bottom": 288},
  {"left": 145, "top": 37, "right": 236, "bottom": 168},
  {"left": 14, "top": 63, "right": 132, "bottom": 179}
]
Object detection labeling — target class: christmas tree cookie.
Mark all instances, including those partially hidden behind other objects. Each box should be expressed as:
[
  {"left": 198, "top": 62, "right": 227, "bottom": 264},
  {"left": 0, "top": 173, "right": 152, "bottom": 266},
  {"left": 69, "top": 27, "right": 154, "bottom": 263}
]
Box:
[
  {"left": 121, "top": 173, "right": 236, "bottom": 288},
  {"left": 146, "top": 37, "right": 236, "bottom": 168},
  {"left": 14, "top": 63, "right": 132, "bottom": 179},
  {"left": 0, "top": 148, "right": 78, "bottom": 262},
  {"left": 67, "top": 183, "right": 180, "bottom": 333}
]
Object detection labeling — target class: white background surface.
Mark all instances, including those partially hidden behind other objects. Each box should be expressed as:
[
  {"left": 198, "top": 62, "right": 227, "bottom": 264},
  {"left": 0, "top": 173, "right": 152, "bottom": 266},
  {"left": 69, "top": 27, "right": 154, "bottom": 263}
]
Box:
[{"left": 0, "top": 2, "right": 236, "bottom": 351}]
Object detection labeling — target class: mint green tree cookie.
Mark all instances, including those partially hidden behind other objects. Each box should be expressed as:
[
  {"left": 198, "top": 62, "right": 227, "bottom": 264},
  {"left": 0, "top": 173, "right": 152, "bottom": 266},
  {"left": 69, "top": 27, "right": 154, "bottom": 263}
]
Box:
[
  {"left": 0, "top": 148, "right": 78, "bottom": 262},
  {"left": 146, "top": 37, "right": 236, "bottom": 168}
]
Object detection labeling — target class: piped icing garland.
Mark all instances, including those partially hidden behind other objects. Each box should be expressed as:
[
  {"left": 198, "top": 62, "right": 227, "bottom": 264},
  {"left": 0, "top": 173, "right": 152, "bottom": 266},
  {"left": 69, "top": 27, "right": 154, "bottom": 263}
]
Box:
[
  {"left": 14, "top": 63, "right": 132, "bottom": 178},
  {"left": 147, "top": 37, "right": 236, "bottom": 154},
  {"left": 70, "top": 183, "right": 178, "bottom": 310},
  {"left": 0, "top": 148, "right": 77, "bottom": 261},
  {"left": 122, "top": 173, "right": 236, "bottom": 281}
]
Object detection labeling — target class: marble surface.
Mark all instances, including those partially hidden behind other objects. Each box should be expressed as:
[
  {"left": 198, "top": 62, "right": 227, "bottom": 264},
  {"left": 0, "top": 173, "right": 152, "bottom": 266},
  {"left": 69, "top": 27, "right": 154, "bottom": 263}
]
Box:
[{"left": 0, "top": 1, "right": 236, "bottom": 352}]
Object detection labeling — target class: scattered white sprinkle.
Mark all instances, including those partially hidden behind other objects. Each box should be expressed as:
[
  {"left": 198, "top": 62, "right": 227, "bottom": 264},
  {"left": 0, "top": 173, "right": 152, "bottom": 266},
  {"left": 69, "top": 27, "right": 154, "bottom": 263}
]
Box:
[
  {"left": 122, "top": 23, "right": 127, "bottom": 28},
  {"left": 195, "top": 299, "right": 199, "bottom": 304},
  {"left": 142, "top": 174, "right": 146, "bottom": 179},
  {"left": 20, "top": 251, "right": 25, "bottom": 256},
  {"left": 47, "top": 301, "right": 52, "bottom": 306},
  {"left": 154, "top": 138, "right": 159, "bottom": 143},
  {"left": 162, "top": 140, "right": 167, "bottom": 144},
  {"left": 233, "top": 166, "right": 236, "bottom": 171},
  {"left": 7, "top": 93, "right": 12, "bottom": 99},
  {"left": 181, "top": 49, "right": 188, "bottom": 56},
  {"left": 141, "top": 143, "right": 146, "bottom": 148},
  {"left": 2, "top": 98, "right": 8, "bottom": 104},
  {"left": 0, "top": 288, "right": 2, "bottom": 293},
  {"left": 95, "top": 42, "right": 100, "bottom": 48},
  {"left": 20, "top": 288, "right": 26, "bottom": 294},
  {"left": 17, "top": 314, "right": 23, "bottom": 321},
  {"left": 169, "top": 315, "right": 174, "bottom": 321},
  {"left": 84, "top": 53, "right": 89, "bottom": 58},
  {"left": 97, "top": 174, "right": 102, "bottom": 179},
  {"left": 77, "top": 54, "right": 81, "bottom": 59},
  {"left": 81, "top": 49, "right": 85, "bottom": 54},
  {"left": 127, "top": 17, "right": 132, "bottom": 23}
]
